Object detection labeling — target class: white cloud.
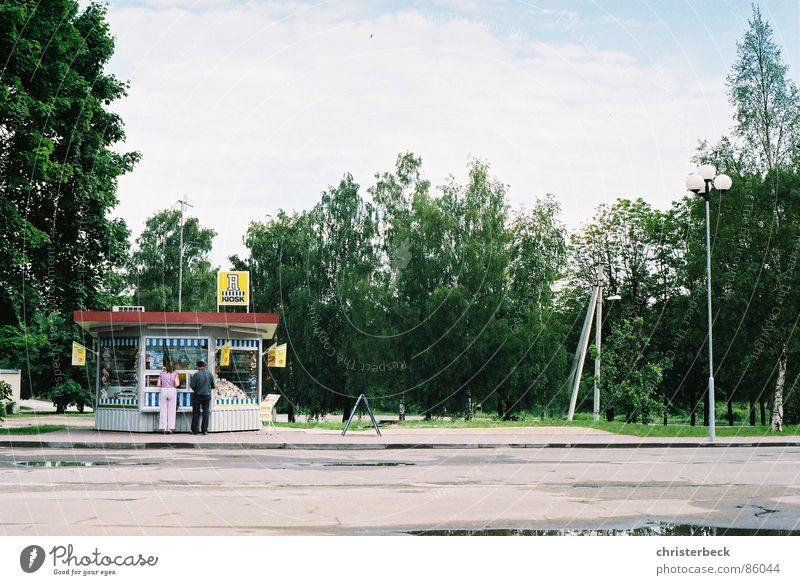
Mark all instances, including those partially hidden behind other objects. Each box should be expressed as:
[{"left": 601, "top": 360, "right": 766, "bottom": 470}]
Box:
[{"left": 107, "top": 3, "right": 732, "bottom": 266}]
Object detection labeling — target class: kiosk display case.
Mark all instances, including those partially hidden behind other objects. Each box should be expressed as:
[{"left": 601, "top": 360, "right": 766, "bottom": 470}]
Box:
[{"left": 74, "top": 310, "right": 280, "bottom": 433}]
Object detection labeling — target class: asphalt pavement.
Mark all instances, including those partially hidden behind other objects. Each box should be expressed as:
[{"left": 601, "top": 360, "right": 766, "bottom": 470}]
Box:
[{"left": 2, "top": 445, "right": 799, "bottom": 535}]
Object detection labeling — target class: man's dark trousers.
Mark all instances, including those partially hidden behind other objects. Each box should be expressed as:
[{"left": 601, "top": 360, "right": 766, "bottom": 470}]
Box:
[{"left": 191, "top": 395, "right": 211, "bottom": 434}]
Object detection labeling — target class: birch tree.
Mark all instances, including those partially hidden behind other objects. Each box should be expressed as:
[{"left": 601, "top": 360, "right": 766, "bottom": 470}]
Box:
[{"left": 726, "top": 5, "right": 800, "bottom": 431}]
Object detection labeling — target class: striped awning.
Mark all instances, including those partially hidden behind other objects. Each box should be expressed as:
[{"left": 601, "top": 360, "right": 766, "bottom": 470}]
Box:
[
  {"left": 215, "top": 339, "right": 259, "bottom": 349},
  {"left": 145, "top": 338, "right": 209, "bottom": 348},
  {"left": 99, "top": 337, "right": 138, "bottom": 347}
]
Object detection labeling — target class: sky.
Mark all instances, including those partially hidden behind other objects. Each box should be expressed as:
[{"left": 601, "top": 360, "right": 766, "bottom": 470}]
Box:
[{"left": 102, "top": 0, "right": 800, "bottom": 266}]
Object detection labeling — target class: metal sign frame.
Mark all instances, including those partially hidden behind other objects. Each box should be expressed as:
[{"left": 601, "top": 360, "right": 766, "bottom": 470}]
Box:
[{"left": 342, "top": 394, "right": 382, "bottom": 437}]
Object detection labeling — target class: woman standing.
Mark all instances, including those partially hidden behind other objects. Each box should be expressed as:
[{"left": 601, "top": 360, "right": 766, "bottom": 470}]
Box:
[{"left": 158, "top": 362, "right": 180, "bottom": 434}]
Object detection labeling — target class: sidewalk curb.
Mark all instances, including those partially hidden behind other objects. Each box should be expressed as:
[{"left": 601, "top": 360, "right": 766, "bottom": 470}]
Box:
[{"left": 2, "top": 440, "right": 800, "bottom": 450}]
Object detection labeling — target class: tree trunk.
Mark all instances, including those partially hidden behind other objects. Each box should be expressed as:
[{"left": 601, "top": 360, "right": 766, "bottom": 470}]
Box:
[
  {"left": 727, "top": 398, "right": 734, "bottom": 427},
  {"left": 759, "top": 398, "right": 766, "bottom": 426},
  {"left": 502, "top": 400, "right": 512, "bottom": 421},
  {"left": 749, "top": 398, "right": 756, "bottom": 426},
  {"left": 342, "top": 397, "right": 355, "bottom": 423},
  {"left": 287, "top": 402, "right": 295, "bottom": 423},
  {"left": 771, "top": 344, "right": 787, "bottom": 432},
  {"left": 703, "top": 389, "right": 709, "bottom": 426},
  {"left": 689, "top": 386, "right": 696, "bottom": 426},
  {"left": 605, "top": 407, "right": 615, "bottom": 422}
]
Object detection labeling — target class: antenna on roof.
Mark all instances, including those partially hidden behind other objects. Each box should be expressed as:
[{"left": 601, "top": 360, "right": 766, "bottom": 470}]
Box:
[{"left": 176, "top": 194, "right": 194, "bottom": 312}]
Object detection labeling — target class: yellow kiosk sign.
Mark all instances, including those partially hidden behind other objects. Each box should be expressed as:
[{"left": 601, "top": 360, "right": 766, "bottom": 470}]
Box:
[
  {"left": 266, "top": 343, "right": 287, "bottom": 368},
  {"left": 219, "top": 342, "right": 232, "bottom": 367},
  {"left": 71, "top": 342, "right": 87, "bottom": 366},
  {"left": 217, "top": 271, "right": 250, "bottom": 307}
]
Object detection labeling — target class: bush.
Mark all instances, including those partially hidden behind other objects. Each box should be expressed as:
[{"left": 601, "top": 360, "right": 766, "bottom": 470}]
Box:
[
  {"left": 44, "top": 379, "right": 94, "bottom": 414},
  {"left": 0, "top": 380, "right": 10, "bottom": 422}
]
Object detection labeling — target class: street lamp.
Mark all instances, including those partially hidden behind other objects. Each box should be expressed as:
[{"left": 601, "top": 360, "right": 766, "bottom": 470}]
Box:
[
  {"left": 593, "top": 288, "right": 621, "bottom": 423},
  {"left": 685, "top": 164, "right": 732, "bottom": 442}
]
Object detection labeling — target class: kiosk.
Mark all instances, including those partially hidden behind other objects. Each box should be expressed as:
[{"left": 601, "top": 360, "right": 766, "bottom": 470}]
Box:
[{"left": 74, "top": 309, "right": 280, "bottom": 433}]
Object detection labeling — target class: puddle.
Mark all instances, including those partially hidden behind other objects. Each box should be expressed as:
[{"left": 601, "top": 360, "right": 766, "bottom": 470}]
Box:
[
  {"left": 408, "top": 524, "right": 800, "bottom": 536},
  {"left": 13, "top": 461, "right": 156, "bottom": 468},
  {"left": 322, "top": 462, "right": 414, "bottom": 467}
]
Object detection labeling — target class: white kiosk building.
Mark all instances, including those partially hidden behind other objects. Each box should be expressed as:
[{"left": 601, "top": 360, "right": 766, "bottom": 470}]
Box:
[{"left": 74, "top": 309, "right": 280, "bottom": 433}]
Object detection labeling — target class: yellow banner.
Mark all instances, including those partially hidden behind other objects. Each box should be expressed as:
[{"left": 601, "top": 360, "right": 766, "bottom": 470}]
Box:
[
  {"left": 71, "top": 342, "right": 87, "bottom": 366},
  {"left": 267, "top": 343, "right": 287, "bottom": 368},
  {"left": 220, "top": 343, "right": 231, "bottom": 367},
  {"left": 274, "top": 343, "right": 287, "bottom": 368},
  {"left": 266, "top": 343, "right": 277, "bottom": 367},
  {"left": 217, "top": 271, "right": 250, "bottom": 306}
]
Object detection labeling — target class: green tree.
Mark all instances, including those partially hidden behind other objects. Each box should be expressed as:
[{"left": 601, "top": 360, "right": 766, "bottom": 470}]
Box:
[
  {"left": 697, "top": 4, "right": 800, "bottom": 431},
  {"left": 590, "top": 317, "right": 666, "bottom": 424},
  {"left": 704, "top": 171, "right": 800, "bottom": 431},
  {"left": 0, "top": 0, "right": 137, "bottom": 405},
  {"left": 727, "top": 4, "right": 799, "bottom": 174},
  {"left": 128, "top": 210, "right": 217, "bottom": 312},
  {"left": 396, "top": 159, "right": 513, "bottom": 419},
  {"left": 502, "top": 196, "right": 568, "bottom": 418},
  {"left": 568, "top": 198, "right": 660, "bottom": 307},
  {"left": 233, "top": 210, "right": 326, "bottom": 421},
  {"left": 234, "top": 154, "right": 570, "bottom": 421},
  {"left": 233, "top": 173, "right": 379, "bottom": 420},
  {"left": 563, "top": 198, "right": 687, "bottom": 420}
]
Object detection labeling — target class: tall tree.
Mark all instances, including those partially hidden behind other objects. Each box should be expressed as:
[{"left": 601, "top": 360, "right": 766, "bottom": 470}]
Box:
[
  {"left": 568, "top": 198, "right": 660, "bottom": 308},
  {"left": 505, "top": 196, "right": 568, "bottom": 418},
  {"left": 564, "top": 198, "right": 706, "bottom": 424},
  {"left": 720, "top": 4, "right": 800, "bottom": 430},
  {"left": 232, "top": 210, "right": 320, "bottom": 422},
  {"left": 234, "top": 155, "right": 570, "bottom": 421},
  {"left": 727, "top": 4, "right": 800, "bottom": 174},
  {"left": 128, "top": 210, "right": 217, "bottom": 312},
  {"left": 0, "top": 1, "right": 137, "bottom": 404}
]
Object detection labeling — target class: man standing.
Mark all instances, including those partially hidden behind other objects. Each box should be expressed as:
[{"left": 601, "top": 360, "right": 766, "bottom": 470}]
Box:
[{"left": 190, "top": 360, "right": 215, "bottom": 435}]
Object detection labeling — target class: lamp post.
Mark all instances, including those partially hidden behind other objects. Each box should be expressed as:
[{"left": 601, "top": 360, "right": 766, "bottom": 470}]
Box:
[
  {"left": 595, "top": 290, "right": 621, "bottom": 422},
  {"left": 685, "top": 165, "right": 732, "bottom": 443},
  {"left": 176, "top": 195, "right": 193, "bottom": 313},
  {"left": 567, "top": 265, "right": 621, "bottom": 423}
]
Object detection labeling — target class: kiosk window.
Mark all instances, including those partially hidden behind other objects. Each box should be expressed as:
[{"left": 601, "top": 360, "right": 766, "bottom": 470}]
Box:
[
  {"left": 99, "top": 338, "right": 139, "bottom": 401},
  {"left": 216, "top": 350, "right": 259, "bottom": 400},
  {"left": 146, "top": 338, "right": 209, "bottom": 371}
]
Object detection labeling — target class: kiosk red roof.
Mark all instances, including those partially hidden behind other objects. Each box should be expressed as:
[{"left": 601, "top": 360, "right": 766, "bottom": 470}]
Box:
[{"left": 73, "top": 311, "right": 280, "bottom": 337}]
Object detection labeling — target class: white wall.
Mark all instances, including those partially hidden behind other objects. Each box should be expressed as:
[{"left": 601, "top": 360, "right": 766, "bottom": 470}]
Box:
[{"left": 0, "top": 369, "right": 22, "bottom": 413}]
